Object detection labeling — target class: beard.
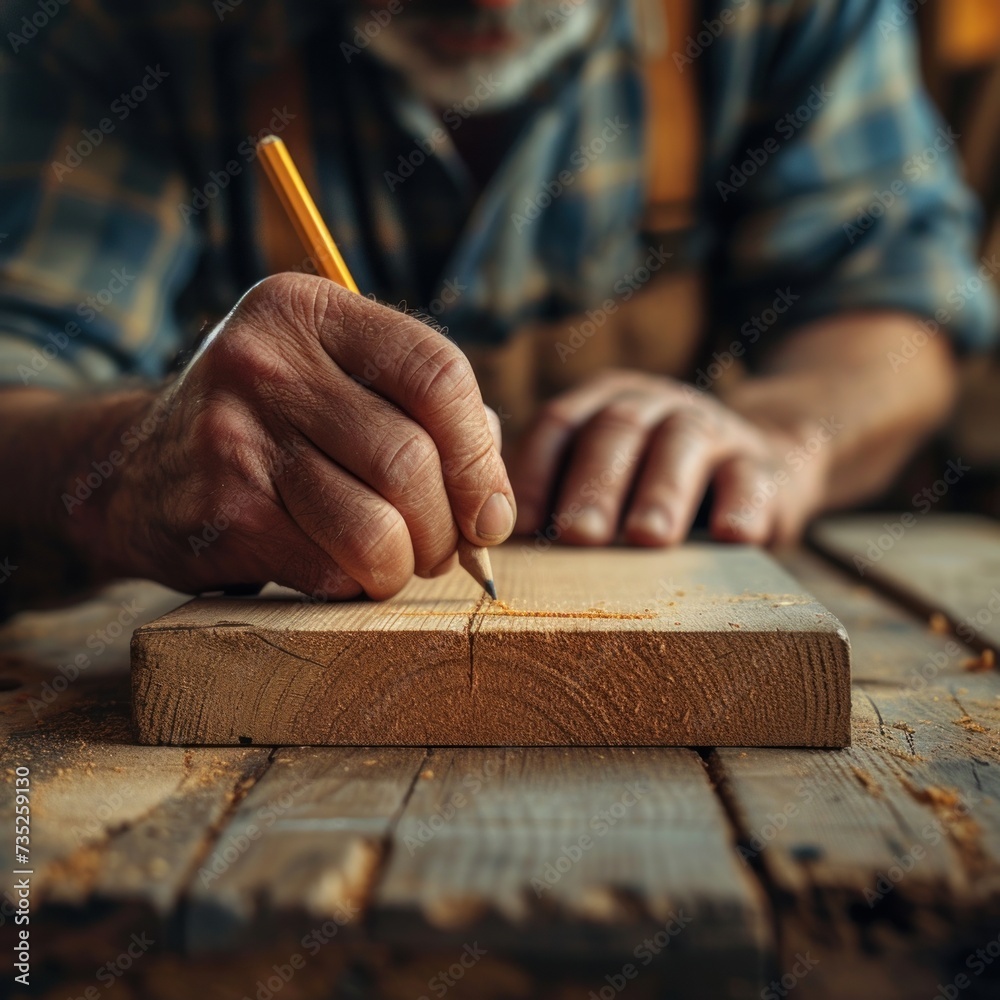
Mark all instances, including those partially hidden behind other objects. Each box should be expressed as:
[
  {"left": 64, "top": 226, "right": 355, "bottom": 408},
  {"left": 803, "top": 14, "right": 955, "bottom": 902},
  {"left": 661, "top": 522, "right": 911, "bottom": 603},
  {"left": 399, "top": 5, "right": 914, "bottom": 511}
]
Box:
[{"left": 352, "top": 0, "right": 603, "bottom": 112}]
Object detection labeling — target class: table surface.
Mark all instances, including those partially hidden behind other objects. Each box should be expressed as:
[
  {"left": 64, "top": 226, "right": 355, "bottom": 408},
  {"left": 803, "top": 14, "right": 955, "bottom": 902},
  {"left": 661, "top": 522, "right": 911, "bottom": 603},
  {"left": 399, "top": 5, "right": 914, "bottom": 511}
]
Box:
[{"left": 2, "top": 514, "right": 1000, "bottom": 1000}]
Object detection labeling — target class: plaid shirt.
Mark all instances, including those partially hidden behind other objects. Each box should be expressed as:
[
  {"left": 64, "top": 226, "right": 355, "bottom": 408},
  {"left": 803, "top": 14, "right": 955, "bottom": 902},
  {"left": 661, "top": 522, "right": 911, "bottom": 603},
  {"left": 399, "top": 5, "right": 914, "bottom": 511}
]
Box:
[{"left": 0, "top": 0, "right": 996, "bottom": 389}]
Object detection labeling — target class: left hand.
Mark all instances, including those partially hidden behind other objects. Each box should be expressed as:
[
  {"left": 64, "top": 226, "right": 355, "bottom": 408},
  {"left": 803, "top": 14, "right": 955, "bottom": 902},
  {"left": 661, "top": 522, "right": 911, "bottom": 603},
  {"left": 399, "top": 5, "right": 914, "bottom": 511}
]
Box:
[{"left": 509, "top": 370, "right": 832, "bottom": 547}]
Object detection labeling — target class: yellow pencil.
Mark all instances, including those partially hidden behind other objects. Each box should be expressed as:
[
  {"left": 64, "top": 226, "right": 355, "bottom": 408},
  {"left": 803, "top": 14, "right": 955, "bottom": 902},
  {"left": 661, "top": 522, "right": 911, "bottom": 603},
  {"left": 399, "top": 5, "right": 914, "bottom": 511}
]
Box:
[{"left": 256, "top": 135, "right": 497, "bottom": 600}]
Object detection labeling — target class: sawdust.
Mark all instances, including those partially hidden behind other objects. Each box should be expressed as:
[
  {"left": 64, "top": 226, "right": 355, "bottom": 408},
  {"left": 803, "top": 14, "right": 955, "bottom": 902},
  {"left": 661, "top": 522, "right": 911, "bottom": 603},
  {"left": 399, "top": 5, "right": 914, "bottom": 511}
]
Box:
[
  {"left": 954, "top": 714, "right": 989, "bottom": 734},
  {"left": 44, "top": 843, "right": 104, "bottom": 891},
  {"left": 962, "top": 649, "right": 996, "bottom": 673},
  {"left": 901, "top": 779, "right": 986, "bottom": 875},
  {"left": 725, "top": 592, "right": 812, "bottom": 607},
  {"left": 851, "top": 766, "right": 882, "bottom": 796},
  {"left": 399, "top": 601, "right": 657, "bottom": 621}
]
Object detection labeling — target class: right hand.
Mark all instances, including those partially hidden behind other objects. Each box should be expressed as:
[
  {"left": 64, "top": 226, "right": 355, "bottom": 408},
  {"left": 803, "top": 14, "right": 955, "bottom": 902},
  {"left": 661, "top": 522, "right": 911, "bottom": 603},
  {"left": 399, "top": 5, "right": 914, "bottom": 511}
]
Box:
[{"left": 91, "top": 273, "right": 515, "bottom": 599}]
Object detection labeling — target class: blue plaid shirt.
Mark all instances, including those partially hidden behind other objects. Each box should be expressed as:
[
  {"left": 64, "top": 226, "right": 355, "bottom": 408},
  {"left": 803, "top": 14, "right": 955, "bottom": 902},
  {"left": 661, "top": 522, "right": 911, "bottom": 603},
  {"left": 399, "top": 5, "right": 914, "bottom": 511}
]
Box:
[{"left": 0, "top": 0, "right": 995, "bottom": 389}]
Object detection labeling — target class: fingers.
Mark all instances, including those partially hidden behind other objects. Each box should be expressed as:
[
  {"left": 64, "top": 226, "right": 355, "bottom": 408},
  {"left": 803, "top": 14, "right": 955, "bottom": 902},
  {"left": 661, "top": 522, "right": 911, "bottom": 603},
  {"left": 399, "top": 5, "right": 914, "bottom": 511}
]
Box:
[
  {"left": 282, "top": 375, "right": 460, "bottom": 575},
  {"left": 709, "top": 455, "right": 779, "bottom": 545},
  {"left": 512, "top": 375, "right": 643, "bottom": 534},
  {"left": 623, "top": 408, "right": 736, "bottom": 546},
  {"left": 316, "top": 285, "right": 515, "bottom": 547},
  {"left": 257, "top": 526, "right": 365, "bottom": 601},
  {"left": 553, "top": 393, "right": 673, "bottom": 545},
  {"left": 273, "top": 442, "right": 416, "bottom": 600}
]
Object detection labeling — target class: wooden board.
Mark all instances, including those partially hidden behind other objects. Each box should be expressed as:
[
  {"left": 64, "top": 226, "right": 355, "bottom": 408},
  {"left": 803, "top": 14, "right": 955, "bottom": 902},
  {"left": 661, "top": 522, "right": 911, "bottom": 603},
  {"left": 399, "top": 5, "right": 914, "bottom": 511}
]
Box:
[
  {"left": 709, "top": 545, "right": 1000, "bottom": 1000},
  {"left": 812, "top": 514, "right": 1000, "bottom": 653},
  {"left": 372, "top": 748, "right": 770, "bottom": 984},
  {"left": 131, "top": 544, "right": 851, "bottom": 748},
  {"left": 183, "top": 746, "right": 425, "bottom": 952}
]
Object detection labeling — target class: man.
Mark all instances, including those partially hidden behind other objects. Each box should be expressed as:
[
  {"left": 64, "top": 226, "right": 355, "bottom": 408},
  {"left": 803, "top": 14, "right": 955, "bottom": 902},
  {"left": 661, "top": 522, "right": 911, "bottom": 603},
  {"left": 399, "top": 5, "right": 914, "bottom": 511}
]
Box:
[{"left": 0, "top": 0, "right": 995, "bottom": 613}]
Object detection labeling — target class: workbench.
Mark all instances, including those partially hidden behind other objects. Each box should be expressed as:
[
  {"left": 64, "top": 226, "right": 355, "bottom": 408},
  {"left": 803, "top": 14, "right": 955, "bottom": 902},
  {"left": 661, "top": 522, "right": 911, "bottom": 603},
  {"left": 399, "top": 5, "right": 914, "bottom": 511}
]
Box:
[{"left": 2, "top": 514, "right": 999, "bottom": 1000}]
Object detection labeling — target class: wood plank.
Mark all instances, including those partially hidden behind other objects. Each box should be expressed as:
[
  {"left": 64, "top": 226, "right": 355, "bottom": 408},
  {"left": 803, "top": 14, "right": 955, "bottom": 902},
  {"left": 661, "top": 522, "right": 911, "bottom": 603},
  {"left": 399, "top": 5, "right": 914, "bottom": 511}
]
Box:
[
  {"left": 183, "top": 746, "right": 425, "bottom": 952},
  {"left": 812, "top": 513, "right": 1000, "bottom": 653},
  {"left": 131, "top": 544, "right": 851, "bottom": 748},
  {"left": 706, "top": 545, "right": 1000, "bottom": 1000},
  {"left": 371, "top": 747, "right": 770, "bottom": 998},
  {"left": 0, "top": 588, "right": 271, "bottom": 962}
]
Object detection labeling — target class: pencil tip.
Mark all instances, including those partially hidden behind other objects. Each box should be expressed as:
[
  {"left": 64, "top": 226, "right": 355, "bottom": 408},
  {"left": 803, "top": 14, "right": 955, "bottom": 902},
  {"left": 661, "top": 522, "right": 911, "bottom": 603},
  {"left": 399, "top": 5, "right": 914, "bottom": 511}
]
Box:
[{"left": 485, "top": 579, "right": 497, "bottom": 601}]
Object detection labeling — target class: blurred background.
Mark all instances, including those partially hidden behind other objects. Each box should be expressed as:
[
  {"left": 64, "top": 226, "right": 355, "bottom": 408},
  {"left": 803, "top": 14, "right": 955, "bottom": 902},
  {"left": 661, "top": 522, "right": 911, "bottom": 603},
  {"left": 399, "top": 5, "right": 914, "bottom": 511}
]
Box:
[{"left": 901, "top": 0, "right": 1000, "bottom": 514}]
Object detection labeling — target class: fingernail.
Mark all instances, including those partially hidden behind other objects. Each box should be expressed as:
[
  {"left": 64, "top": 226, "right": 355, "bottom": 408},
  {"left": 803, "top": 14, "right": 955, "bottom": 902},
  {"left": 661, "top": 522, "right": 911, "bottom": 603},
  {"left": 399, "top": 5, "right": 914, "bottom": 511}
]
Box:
[
  {"left": 627, "top": 507, "right": 671, "bottom": 543},
  {"left": 476, "top": 492, "right": 514, "bottom": 541},
  {"left": 572, "top": 505, "right": 608, "bottom": 540}
]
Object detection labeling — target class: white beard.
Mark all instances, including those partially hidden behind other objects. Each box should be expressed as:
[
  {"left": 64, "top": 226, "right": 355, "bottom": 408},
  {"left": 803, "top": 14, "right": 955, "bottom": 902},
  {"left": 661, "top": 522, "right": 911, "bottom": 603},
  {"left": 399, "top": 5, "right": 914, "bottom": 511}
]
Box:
[{"left": 360, "top": 1, "right": 602, "bottom": 112}]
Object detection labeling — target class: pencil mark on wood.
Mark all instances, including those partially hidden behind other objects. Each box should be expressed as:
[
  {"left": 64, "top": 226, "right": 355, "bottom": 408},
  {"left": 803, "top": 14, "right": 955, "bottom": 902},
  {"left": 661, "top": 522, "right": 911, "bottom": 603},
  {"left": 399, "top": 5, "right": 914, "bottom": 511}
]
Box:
[{"left": 132, "top": 545, "right": 851, "bottom": 747}]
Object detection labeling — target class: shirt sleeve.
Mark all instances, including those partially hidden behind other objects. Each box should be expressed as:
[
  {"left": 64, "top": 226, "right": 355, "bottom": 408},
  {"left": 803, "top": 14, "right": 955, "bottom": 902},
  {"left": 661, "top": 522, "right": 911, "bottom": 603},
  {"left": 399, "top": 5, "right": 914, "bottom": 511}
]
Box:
[
  {"left": 0, "top": 2, "right": 201, "bottom": 389},
  {"left": 706, "top": 0, "right": 999, "bottom": 354}
]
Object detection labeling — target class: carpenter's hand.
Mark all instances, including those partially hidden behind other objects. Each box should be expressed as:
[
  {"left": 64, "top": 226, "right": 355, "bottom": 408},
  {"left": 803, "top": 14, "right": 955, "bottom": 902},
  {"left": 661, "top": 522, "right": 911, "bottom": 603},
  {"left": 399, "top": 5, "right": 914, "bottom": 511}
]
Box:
[
  {"left": 102, "top": 273, "right": 515, "bottom": 599},
  {"left": 510, "top": 370, "right": 831, "bottom": 547}
]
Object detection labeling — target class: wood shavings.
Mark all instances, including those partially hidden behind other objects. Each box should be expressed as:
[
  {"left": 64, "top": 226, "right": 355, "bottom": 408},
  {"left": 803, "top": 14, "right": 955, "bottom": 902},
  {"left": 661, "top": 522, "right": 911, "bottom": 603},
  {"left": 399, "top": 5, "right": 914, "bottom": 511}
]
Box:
[
  {"left": 850, "top": 766, "right": 882, "bottom": 796},
  {"left": 962, "top": 649, "right": 996, "bottom": 673},
  {"left": 953, "top": 715, "right": 988, "bottom": 734}
]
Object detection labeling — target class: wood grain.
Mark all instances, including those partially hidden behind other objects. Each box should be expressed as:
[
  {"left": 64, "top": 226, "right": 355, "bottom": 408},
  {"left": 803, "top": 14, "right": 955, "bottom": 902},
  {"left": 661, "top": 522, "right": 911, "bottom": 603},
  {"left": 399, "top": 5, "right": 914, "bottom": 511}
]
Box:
[
  {"left": 812, "top": 513, "right": 1000, "bottom": 653},
  {"left": 131, "top": 544, "right": 852, "bottom": 748},
  {"left": 373, "top": 747, "right": 770, "bottom": 990},
  {"left": 183, "top": 746, "right": 425, "bottom": 952},
  {"left": 708, "top": 546, "right": 1000, "bottom": 1000}
]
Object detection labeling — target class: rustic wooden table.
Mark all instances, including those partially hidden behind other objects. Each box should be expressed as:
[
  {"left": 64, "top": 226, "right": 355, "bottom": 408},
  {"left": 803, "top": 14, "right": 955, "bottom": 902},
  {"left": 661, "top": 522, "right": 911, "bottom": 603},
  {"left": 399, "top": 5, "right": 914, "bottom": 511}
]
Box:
[{"left": 2, "top": 514, "right": 999, "bottom": 1000}]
